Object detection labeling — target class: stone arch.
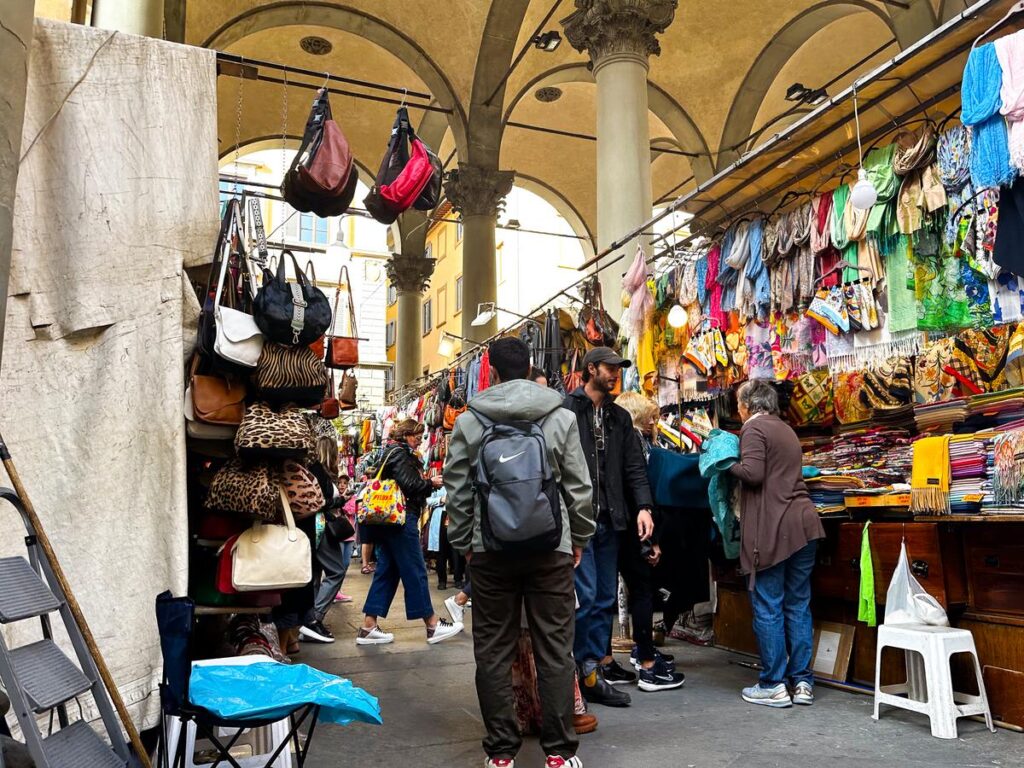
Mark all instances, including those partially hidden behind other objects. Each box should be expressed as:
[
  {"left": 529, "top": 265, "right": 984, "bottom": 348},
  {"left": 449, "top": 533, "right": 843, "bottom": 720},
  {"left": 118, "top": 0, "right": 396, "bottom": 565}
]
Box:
[
  {"left": 717, "top": 1, "right": 897, "bottom": 169},
  {"left": 201, "top": 1, "right": 469, "bottom": 159},
  {"left": 502, "top": 62, "right": 715, "bottom": 182},
  {"left": 513, "top": 173, "right": 596, "bottom": 260}
]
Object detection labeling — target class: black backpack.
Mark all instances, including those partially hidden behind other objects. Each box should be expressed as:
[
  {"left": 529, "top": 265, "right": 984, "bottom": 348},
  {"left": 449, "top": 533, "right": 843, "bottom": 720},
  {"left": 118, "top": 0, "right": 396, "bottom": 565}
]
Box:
[{"left": 470, "top": 407, "right": 562, "bottom": 552}]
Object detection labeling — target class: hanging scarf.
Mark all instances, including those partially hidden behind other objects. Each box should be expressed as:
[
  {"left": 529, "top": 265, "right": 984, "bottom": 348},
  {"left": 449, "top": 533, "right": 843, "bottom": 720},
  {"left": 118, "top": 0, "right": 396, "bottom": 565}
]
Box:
[
  {"left": 892, "top": 125, "right": 936, "bottom": 175},
  {"left": 791, "top": 202, "right": 814, "bottom": 249},
  {"left": 887, "top": 235, "right": 917, "bottom": 333},
  {"left": 831, "top": 184, "right": 851, "bottom": 250},
  {"left": 707, "top": 243, "right": 725, "bottom": 327},
  {"left": 718, "top": 225, "right": 741, "bottom": 314},
  {"left": 937, "top": 124, "right": 972, "bottom": 190},
  {"left": 910, "top": 435, "right": 952, "bottom": 514},
  {"left": 996, "top": 30, "right": 1024, "bottom": 173},
  {"left": 620, "top": 245, "right": 653, "bottom": 339},
  {"left": 695, "top": 253, "right": 708, "bottom": 308},
  {"left": 776, "top": 209, "right": 797, "bottom": 255},
  {"left": 763, "top": 217, "right": 781, "bottom": 264},
  {"left": 962, "top": 42, "right": 1015, "bottom": 188},
  {"left": 726, "top": 221, "right": 753, "bottom": 314},
  {"left": 811, "top": 193, "right": 833, "bottom": 254},
  {"left": 844, "top": 191, "right": 869, "bottom": 242},
  {"left": 864, "top": 144, "right": 899, "bottom": 233},
  {"left": 745, "top": 217, "right": 770, "bottom": 320}
]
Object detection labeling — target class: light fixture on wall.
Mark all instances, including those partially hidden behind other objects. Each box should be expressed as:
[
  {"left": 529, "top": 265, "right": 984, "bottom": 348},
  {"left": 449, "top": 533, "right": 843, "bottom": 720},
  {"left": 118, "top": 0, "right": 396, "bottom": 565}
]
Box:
[
  {"left": 504, "top": 218, "right": 522, "bottom": 230},
  {"left": 471, "top": 302, "right": 535, "bottom": 327},
  {"left": 532, "top": 31, "right": 562, "bottom": 52},
  {"left": 439, "top": 330, "right": 483, "bottom": 358},
  {"left": 850, "top": 86, "right": 878, "bottom": 210}
]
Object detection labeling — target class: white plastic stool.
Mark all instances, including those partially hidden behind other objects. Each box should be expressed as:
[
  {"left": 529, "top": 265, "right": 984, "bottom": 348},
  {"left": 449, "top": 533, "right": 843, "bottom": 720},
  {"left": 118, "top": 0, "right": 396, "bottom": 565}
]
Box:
[
  {"left": 873, "top": 624, "right": 996, "bottom": 739},
  {"left": 163, "top": 656, "right": 293, "bottom": 768}
]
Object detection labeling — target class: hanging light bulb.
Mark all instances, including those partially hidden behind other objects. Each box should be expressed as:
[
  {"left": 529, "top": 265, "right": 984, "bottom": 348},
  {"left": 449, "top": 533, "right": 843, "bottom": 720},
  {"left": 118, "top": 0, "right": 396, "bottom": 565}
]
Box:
[
  {"left": 850, "top": 85, "right": 877, "bottom": 211},
  {"left": 667, "top": 303, "right": 688, "bottom": 328}
]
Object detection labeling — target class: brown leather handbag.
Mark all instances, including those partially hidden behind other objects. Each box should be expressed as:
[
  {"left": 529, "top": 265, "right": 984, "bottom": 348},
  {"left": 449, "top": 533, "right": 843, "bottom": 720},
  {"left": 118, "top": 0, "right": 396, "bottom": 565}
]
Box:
[
  {"left": 317, "top": 372, "right": 341, "bottom": 420},
  {"left": 205, "top": 459, "right": 280, "bottom": 521},
  {"left": 189, "top": 354, "right": 245, "bottom": 426},
  {"left": 339, "top": 370, "right": 358, "bottom": 410},
  {"left": 326, "top": 265, "right": 360, "bottom": 369}
]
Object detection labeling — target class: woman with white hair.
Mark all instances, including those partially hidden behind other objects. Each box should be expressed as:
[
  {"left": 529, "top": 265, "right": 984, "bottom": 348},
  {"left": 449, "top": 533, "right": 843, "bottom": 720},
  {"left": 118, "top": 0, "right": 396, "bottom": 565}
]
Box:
[{"left": 729, "top": 379, "right": 825, "bottom": 708}]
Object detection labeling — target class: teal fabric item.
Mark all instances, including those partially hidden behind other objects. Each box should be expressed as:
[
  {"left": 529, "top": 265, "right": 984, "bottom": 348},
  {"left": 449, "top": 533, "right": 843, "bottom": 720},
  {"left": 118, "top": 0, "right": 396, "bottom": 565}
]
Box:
[
  {"left": 802, "top": 466, "right": 821, "bottom": 479},
  {"left": 189, "top": 661, "right": 383, "bottom": 725},
  {"left": 698, "top": 429, "right": 741, "bottom": 560},
  {"left": 647, "top": 447, "right": 709, "bottom": 509}
]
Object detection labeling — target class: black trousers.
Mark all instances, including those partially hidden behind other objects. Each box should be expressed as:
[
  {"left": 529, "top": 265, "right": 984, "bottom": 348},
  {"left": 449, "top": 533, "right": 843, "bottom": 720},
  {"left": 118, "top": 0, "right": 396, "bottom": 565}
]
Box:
[
  {"left": 656, "top": 508, "right": 712, "bottom": 631},
  {"left": 470, "top": 550, "right": 578, "bottom": 760},
  {"left": 617, "top": 531, "right": 656, "bottom": 663}
]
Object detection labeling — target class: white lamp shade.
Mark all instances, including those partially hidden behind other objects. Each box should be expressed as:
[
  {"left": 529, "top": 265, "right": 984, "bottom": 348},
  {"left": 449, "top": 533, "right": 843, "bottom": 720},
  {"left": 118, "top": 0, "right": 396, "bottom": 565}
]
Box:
[
  {"left": 851, "top": 168, "right": 878, "bottom": 210},
  {"left": 667, "top": 303, "right": 688, "bottom": 328},
  {"left": 471, "top": 303, "right": 497, "bottom": 327},
  {"left": 437, "top": 334, "right": 455, "bottom": 358}
]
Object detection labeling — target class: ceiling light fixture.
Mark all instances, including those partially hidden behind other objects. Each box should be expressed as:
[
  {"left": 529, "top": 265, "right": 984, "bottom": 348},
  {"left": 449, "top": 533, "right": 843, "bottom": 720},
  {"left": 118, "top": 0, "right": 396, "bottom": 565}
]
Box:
[
  {"left": 532, "top": 31, "right": 562, "bottom": 52},
  {"left": 667, "top": 303, "right": 688, "bottom": 329},
  {"left": 505, "top": 218, "right": 521, "bottom": 230},
  {"left": 850, "top": 86, "right": 878, "bottom": 210}
]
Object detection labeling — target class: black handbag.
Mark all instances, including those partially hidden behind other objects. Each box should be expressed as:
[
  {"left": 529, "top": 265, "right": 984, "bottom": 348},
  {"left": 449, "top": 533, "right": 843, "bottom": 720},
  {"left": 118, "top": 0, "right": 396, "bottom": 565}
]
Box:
[
  {"left": 326, "top": 512, "right": 355, "bottom": 541},
  {"left": 253, "top": 250, "right": 332, "bottom": 346}
]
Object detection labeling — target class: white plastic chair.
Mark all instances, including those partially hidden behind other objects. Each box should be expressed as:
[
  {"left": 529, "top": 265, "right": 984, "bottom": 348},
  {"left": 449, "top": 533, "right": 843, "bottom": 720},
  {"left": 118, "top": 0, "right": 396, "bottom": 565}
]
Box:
[
  {"left": 163, "top": 656, "right": 293, "bottom": 768},
  {"left": 873, "top": 624, "right": 996, "bottom": 739}
]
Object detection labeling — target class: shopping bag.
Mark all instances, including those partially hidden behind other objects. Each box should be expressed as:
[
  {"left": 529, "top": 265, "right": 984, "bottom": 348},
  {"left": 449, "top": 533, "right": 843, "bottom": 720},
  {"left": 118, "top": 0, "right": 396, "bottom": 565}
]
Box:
[{"left": 883, "top": 541, "right": 949, "bottom": 626}]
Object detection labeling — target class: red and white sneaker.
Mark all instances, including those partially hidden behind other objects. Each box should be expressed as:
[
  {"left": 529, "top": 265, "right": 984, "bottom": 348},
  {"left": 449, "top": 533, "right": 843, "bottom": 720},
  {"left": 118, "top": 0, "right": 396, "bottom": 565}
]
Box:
[
  {"left": 484, "top": 758, "right": 514, "bottom": 768},
  {"left": 546, "top": 757, "right": 583, "bottom": 768}
]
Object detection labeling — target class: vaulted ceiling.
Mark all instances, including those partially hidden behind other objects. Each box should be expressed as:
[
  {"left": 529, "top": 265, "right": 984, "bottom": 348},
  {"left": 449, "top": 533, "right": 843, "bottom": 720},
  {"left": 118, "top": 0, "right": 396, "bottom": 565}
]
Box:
[{"left": 184, "top": 0, "right": 966, "bottom": 249}]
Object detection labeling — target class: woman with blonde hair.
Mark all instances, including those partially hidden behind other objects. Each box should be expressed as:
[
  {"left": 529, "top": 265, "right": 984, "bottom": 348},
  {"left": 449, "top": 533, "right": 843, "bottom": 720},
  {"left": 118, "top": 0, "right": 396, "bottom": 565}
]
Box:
[{"left": 357, "top": 418, "right": 463, "bottom": 646}]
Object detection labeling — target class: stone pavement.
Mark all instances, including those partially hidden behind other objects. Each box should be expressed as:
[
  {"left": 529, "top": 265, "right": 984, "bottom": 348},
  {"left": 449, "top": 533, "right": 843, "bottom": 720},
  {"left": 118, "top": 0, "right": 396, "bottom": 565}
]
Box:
[{"left": 295, "top": 568, "right": 1020, "bottom": 768}]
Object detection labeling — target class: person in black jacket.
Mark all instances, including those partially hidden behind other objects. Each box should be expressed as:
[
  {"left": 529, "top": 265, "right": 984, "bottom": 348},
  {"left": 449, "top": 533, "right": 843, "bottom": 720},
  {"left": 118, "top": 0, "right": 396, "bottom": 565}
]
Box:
[
  {"left": 357, "top": 418, "right": 464, "bottom": 646},
  {"left": 563, "top": 347, "right": 656, "bottom": 708}
]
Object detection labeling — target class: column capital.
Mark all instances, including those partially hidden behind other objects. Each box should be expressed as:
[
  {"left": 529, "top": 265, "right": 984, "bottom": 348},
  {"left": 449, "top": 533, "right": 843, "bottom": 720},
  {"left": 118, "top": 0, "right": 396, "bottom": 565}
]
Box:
[
  {"left": 386, "top": 252, "right": 435, "bottom": 294},
  {"left": 561, "top": 0, "right": 677, "bottom": 66},
  {"left": 443, "top": 166, "right": 515, "bottom": 218}
]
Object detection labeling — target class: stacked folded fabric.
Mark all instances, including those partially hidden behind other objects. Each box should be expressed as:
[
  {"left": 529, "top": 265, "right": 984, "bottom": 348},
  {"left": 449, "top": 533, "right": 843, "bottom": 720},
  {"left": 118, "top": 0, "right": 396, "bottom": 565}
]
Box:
[
  {"left": 914, "top": 398, "right": 968, "bottom": 433},
  {"left": 949, "top": 436, "right": 987, "bottom": 513},
  {"left": 806, "top": 474, "right": 865, "bottom": 514},
  {"left": 963, "top": 388, "right": 1024, "bottom": 431}
]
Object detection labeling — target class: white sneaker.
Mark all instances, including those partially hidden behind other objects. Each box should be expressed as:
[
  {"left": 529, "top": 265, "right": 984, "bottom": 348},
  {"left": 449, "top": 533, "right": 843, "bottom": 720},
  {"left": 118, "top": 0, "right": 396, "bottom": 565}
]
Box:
[
  {"left": 741, "top": 682, "right": 792, "bottom": 708},
  {"left": 546, "top": 756, "right": 583, "bottom": 768},
  {"left": 445, "top": 595, "right": 465, "bottom": 624},
  {"left": 355, "top": 626, "right": 394, "bottom": 645},
  {"left": 792, "top": 681, "right": 814, "bottom": 705},
  {"left": 427, "top": 618, "right": 464, "bottom": 644},
  {"left": 484, "top": 759, "right": 514, "bottom": 768}
]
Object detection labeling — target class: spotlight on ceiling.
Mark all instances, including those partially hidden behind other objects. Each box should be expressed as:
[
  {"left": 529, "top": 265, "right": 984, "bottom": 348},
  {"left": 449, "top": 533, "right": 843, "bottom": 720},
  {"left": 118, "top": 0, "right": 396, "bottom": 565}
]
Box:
[
  {"left": 532, "top": 31, "right": 562, "bottom": 52},
  {"left": 785, "top": 82, "right": 828, "bottom": 106},
  {"left": 299, "top": 36, "right": 333, "bottom": 56}
]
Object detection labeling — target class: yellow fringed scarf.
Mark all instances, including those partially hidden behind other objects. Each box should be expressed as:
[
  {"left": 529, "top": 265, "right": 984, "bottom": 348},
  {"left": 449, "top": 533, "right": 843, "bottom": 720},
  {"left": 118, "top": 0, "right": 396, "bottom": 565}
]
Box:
[{"left": 910, "top": 435, "right": 952, "bottom": 514}]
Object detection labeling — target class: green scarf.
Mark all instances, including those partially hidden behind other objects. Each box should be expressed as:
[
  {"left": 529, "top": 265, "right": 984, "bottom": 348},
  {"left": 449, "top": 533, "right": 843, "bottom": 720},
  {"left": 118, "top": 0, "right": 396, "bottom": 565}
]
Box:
[
  {"left": 865, "top": 144, "right": 898, "bottom": 233},
  {"left": 858, "top": 522, "right": 877, "bottom": 627},
  {"left": 886, "top": 236, "right": 918, "bottom": 333},
  {"left": 831, "top": 183, "right": 851, "bottom": 250}
]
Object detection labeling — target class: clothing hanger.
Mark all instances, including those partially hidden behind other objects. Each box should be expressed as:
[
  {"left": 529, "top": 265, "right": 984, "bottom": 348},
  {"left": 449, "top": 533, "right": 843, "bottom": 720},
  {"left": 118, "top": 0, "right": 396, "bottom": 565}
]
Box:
[
  {"left": 937, "top": 106, "right": 963, "bottom": 133},
  {"left": 973, "top": 1, "right": 1024, "bottom": 49},
  {"left": 813, "top": 259, "right": 871, "bottom": 286},
  {"left": 949, "top": 186, "right": 993, "bottom": 225}
]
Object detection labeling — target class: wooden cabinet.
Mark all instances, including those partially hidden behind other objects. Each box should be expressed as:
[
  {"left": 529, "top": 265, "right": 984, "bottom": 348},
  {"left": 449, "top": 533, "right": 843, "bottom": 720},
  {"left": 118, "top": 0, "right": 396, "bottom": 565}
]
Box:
[{"left": 965, "top": 523, "right": 1024, "bottom": 616}]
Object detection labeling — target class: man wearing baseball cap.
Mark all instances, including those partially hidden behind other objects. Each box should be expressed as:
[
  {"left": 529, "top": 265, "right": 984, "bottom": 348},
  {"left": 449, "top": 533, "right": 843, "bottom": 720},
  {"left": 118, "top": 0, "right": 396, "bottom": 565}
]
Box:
[{"left": 563, "top": 347, "right": 656, "bottom": 707}]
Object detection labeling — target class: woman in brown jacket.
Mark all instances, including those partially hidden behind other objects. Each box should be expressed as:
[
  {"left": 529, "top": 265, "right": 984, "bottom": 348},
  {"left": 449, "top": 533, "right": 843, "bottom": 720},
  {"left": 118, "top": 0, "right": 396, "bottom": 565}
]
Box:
[{"left": 728, "top": 380, "right": 825, "bottom": 709}]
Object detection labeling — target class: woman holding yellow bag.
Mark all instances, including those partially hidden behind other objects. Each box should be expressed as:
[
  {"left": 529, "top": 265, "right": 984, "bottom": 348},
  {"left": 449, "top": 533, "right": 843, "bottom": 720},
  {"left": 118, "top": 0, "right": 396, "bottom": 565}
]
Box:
[{"left": 357, "top": 419, "right": 464, "bottom": 646}]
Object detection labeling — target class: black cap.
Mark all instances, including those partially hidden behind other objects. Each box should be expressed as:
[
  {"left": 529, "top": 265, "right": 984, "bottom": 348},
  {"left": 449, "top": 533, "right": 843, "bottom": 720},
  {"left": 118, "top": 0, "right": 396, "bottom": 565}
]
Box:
[{"left": 582, "top": 347, "right": 632, "bottom": 370}]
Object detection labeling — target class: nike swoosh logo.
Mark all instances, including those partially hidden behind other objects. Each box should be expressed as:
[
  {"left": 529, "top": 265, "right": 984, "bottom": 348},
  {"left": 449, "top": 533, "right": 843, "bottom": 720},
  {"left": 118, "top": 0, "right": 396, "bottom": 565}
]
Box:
[{"left": 498, "top": 451, "right": 526, "bottom": 463}]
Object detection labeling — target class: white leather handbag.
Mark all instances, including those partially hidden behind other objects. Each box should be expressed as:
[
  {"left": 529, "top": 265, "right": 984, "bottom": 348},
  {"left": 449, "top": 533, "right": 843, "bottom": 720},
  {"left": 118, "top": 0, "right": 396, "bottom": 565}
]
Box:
[
  {"left": 215, "top": 304, "right": 264, "bottom": 367},
  {"left": 232, "top": 486, "right": 312, "bottom": 592}
]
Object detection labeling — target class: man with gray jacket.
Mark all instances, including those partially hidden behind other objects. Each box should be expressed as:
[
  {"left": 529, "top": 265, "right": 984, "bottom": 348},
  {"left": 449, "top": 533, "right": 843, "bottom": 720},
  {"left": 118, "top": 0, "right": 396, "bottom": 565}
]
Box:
[{"left": 445, "top": 337, "right": 595, "bottom": 768}]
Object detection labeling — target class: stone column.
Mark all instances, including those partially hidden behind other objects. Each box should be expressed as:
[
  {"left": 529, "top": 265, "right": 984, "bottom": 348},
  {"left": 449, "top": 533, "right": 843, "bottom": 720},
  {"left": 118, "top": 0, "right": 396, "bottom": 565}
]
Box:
[
  {"left": 0, "top": 1, "right": 34, "bottom": 369},
  {"left": 386, "top": 252, "right": 435, "bottom": 387},
  {"left": 444, "top": 166, "right": 514, "bottom": 341},
  {"left": 563, "top": 0, "right": 676, "bottom": 308},
  {"left": 92, "top": 0, "right": 166, "bottom": 37}
]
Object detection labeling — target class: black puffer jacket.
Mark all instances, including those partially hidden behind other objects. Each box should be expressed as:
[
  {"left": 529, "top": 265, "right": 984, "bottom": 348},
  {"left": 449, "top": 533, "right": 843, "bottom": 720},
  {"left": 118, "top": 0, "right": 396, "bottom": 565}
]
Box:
[{"left": 563, "top": 387, "right": 654, "bottom": 532}]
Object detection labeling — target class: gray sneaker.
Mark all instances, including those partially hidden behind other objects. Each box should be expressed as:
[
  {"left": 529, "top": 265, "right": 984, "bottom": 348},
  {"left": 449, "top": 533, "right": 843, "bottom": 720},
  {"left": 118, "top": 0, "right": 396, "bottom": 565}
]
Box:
[
  {"left": 792, "top": 681, "right": 814, "bottom": 705},
  {"left": 741, "top": 682, "right": 792, "bottom": 708}
]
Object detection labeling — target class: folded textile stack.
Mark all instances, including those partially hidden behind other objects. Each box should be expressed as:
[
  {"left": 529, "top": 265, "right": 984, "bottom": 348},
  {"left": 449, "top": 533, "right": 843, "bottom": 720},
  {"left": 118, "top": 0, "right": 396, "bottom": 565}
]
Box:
[
  {"left": 963, "top": 388, "right": 1024, "bottom": 431},
  {"left": 806, "top": 474, "right": 865, "bottom": 514},
  {"left": 801, "top": 428, "right": 914, "bottom": 486},
  {"left": 949, "top": 436, "right": 987, "bottom": 514},
  {"left": 871, "top": 405, "right": 916, "bottom": 430},
  {"left": 914, "top": 398, "right": 968, "bottom": 433}
]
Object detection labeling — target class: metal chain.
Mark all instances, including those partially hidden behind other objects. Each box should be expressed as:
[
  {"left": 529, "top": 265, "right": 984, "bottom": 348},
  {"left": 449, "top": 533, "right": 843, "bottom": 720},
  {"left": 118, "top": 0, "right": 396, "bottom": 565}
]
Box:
[
  {"left": 232, "top": 64, "right": 244, "bottom": 197},
  {"left": 280, "top": 70, "right": 289, "bottom": 183}
]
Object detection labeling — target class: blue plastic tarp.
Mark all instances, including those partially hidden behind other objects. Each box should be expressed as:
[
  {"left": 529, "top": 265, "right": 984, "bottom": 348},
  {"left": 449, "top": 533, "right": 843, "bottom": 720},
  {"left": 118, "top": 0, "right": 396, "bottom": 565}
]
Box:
[{"left": 189, "top": 661, "right": 382, "bottom": 726}]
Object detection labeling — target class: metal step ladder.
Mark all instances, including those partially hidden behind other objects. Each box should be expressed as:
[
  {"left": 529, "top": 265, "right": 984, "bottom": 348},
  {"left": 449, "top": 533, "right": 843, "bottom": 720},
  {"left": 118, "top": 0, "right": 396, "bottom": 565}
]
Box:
[{"left": 0, "top": 487, "right": 130, "bottom": 767}]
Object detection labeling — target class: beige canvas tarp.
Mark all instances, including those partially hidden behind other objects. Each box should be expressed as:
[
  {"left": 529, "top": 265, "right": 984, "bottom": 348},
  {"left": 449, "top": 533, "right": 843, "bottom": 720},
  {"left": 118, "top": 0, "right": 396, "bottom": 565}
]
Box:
[{"left": 1, "top": 19, "right": 217, "bottom": 730}]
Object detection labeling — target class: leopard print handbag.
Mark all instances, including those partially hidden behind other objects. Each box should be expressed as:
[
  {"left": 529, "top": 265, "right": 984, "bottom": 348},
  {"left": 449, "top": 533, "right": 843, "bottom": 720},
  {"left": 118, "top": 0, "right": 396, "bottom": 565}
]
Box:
[
  {"left": 234, "top": 402, "right": 316, "bottom": 460},
  {"left": 255, "top": 342, "right": 328, "bottom": 407},
  {"left": 280, "top": 459, "right": 326, "bottom": 518},
  {"left": 205, "top": 459, "right": 280, "bottom": 521}
]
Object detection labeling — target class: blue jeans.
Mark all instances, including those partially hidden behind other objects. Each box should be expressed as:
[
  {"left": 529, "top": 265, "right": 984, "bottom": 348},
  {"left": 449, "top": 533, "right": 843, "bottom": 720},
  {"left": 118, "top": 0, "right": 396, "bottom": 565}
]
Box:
[
  {"left": 574, "top": 520, "right": 619, "bottom": 669},
  {"left": 363, "top": 517, "right": 434, "bottom": 620},
  {"left": 749, "top": 540, "right": 818, "bottom": 687}
]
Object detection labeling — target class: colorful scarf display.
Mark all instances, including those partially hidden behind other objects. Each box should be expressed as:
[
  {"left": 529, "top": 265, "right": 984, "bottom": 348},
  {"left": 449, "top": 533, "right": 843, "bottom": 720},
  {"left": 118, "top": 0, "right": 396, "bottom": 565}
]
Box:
[{"left": 962, "top": 42, "right": 1015, "bottom": 188}]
